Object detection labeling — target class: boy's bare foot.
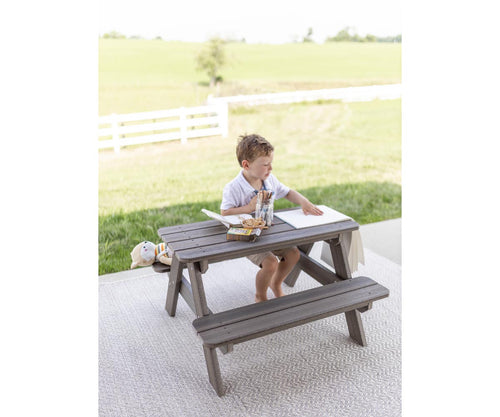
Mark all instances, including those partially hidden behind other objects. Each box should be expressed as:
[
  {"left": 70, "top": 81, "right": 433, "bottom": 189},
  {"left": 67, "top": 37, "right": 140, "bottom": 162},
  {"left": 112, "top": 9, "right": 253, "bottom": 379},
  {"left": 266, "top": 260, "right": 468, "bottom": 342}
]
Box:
[{"left": 270, "top": 284, "right": 285, "bottom": 298}]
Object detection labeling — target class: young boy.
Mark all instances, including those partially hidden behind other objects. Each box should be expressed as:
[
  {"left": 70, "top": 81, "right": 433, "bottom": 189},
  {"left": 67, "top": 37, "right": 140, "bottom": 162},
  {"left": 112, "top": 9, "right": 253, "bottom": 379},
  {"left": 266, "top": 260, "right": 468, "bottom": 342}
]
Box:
[{"left": 221, "top": 134, "right": 324, "bottom": 302}]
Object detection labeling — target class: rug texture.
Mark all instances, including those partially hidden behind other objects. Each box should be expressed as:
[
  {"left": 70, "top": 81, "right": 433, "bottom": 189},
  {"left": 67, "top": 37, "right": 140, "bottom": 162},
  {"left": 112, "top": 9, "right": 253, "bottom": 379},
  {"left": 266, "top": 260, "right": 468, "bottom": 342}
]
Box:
[{"left": 99, "top": 245, "right": 401, "bottom": 417}]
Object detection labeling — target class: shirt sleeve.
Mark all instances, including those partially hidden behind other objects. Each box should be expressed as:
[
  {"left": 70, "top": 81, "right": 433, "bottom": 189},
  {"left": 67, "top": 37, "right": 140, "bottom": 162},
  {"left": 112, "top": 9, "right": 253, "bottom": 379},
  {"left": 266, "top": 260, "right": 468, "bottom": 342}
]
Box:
[
  {"left": 269, "top": 175, "right": 290, "bottom": 200},
  {"left": 220, "top": 183, "right": 238, "bottom": 211}
]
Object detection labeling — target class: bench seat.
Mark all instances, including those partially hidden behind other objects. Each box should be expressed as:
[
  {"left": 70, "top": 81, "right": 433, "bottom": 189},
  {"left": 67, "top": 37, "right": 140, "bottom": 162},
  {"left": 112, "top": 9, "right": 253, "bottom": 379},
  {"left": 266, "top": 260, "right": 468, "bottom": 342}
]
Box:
[
  {"left": 193, "top": 276, "right": 389, "bottom": 348},
  {"left": 152, "top": 262, "right": 171, "bottom": 273}
]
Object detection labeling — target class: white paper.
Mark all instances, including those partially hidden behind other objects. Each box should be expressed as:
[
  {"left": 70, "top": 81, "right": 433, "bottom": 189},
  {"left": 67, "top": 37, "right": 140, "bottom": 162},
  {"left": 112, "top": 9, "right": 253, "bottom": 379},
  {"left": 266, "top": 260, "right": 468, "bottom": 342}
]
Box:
[
  {"left": 274, "top": 205, "right": 351, "bottom": 229},
  {"left": 201, "top": 209, "right": 252, "bottom": 228}
]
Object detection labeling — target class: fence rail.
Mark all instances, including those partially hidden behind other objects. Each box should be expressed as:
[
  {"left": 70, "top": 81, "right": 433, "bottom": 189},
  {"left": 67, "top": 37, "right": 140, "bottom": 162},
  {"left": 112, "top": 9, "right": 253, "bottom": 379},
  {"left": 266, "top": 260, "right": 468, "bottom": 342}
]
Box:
[
  {"left": 98, "top": 84, "right": 400, "bottom": 153},
  {"left": 206, "top": 83, "right": 401, "bottom": 106},
  {"left": 98, "top": 103, "right": 228, "bottom": 153}
]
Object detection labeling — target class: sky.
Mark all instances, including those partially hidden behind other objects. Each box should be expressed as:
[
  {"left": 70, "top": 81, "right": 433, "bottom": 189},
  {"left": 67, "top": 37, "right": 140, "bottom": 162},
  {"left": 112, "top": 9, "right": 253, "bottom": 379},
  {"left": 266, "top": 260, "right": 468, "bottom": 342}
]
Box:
[{"left": 99, "top": 0, "right": 401, "bottom": 43}]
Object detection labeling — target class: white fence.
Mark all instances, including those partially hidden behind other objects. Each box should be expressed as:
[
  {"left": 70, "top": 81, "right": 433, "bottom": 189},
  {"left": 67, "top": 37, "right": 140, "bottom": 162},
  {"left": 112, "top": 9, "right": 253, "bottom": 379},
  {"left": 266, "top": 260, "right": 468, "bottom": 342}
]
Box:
[
  {"left": 98, "top": 84, "right": 400, "bottom": 152},
  {"left": 207, "top": 83, "right": 401, "bottom": 106},
  {"left": 98, "top": 103, "right": 228, "bottom": 153}
]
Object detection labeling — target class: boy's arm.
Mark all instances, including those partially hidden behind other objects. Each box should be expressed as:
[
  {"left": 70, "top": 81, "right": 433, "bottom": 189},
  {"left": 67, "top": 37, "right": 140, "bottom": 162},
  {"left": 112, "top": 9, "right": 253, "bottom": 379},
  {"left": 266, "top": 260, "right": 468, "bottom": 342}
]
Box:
[
  {"left": 285, "top": 189, "right": 324, "bottom": 216},
  {"left": 221, "top": 194, "right": 259, "bottom": 216}
]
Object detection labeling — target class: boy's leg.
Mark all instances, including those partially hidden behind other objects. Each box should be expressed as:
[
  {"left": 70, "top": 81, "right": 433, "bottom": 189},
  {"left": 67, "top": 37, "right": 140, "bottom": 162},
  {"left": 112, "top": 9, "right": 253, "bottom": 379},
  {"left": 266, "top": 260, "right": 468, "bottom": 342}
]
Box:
[
  {"left": 270, "top": 247, "right": 300, "bottom": 298},
  {"left": 255, "top": 254, "right": 278, "bottom": 302}
]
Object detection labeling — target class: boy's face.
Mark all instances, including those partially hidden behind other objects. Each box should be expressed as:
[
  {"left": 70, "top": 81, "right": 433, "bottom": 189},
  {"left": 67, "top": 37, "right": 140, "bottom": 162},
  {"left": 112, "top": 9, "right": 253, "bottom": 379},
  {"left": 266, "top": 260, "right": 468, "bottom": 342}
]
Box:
[{"left": 244, "top": 152, "right": 274, "bottom": 181}]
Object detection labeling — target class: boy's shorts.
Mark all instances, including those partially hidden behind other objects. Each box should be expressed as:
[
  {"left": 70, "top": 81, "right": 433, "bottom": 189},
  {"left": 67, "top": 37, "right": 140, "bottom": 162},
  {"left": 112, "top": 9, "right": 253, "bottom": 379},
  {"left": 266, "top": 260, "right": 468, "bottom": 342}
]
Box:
[{"left": 247, "top": 247, "right": 296, "bottom": 268}]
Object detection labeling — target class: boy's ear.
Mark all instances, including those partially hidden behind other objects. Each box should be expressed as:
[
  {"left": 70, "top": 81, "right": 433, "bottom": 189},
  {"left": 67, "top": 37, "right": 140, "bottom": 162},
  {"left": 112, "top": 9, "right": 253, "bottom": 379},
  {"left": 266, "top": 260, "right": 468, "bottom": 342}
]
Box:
[{"left": 241, "top": 160, "right": 250, "bottom": 169}]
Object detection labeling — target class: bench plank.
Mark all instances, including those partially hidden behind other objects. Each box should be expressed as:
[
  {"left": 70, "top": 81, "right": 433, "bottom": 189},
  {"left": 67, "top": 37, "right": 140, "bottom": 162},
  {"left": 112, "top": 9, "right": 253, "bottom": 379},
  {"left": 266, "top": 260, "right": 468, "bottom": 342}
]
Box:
[
  {"left": 193, "top": 276, "right": 374, "bottom": 332},
  {"left": 193, "top": 277, "right": 389, "bottom": 348},
  {"left": 193, "top": 277, "right": 377, "bottom": 332}
]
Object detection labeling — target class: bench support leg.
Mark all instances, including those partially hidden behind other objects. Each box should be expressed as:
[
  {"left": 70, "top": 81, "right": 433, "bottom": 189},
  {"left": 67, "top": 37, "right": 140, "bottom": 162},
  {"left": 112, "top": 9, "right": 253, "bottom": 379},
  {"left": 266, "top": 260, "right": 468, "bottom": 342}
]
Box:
[
  {"left": 203, "top": 346, "right": 224, "bottom": 396},
  {"left": 344, "top": 310, "right": 367, "bottom": 346},
  {"left": 165, "top": 258, "right": 184, "bottom": 316}
]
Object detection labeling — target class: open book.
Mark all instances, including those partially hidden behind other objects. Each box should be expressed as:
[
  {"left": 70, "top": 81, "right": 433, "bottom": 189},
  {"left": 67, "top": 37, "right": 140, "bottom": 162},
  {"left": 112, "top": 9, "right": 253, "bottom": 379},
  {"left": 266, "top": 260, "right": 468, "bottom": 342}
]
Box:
[
  {"left": 201, "top": 209, "right": 253, "bottom": 228},
  {"left": 274, "top": 205, "right": 351, "bottom": 229}
]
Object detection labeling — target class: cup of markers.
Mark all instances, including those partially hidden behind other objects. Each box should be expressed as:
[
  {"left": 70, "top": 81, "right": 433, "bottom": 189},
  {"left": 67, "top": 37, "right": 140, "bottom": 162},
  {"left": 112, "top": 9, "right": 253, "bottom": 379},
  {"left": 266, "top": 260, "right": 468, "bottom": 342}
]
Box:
[{"left": 255, "top": 190, "right": 274, "bottom": 227}]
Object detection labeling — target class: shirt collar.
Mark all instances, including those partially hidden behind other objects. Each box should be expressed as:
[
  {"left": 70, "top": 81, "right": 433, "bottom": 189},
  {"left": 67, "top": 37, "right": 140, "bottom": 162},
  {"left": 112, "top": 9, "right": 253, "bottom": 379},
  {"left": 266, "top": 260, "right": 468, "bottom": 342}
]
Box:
[{"left": 238, "top": 170, "right": 269, "bottom": 194}]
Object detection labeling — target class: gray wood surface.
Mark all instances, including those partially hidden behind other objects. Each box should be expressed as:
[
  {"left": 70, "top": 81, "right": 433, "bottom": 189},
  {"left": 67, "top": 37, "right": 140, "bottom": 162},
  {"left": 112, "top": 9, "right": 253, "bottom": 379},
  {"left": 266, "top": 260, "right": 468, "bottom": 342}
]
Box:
[
  {"left": 152, "top": 262, "right": 171, "bottom": 273},
  {"left": 174, "top": 221, "right": 358, "bottom": 264},
  {"left": 203, "top": 345, "right": 224, "bottom": 396},
  {"left": 156, "top": 212, "right": 388, "bottom": 397},
  {"left": 158, "top": 212, "right": 358, "bottom": 265},
  {"left": 187, "top": 262, "right": 211, "bottom": 317},
  {"left": 326, "top": 236, "right": 352, "bottom": 279},
  {"left": 345, "top": 309, "right": 367, "bottom": 346},
  {"left": 164, "top": 258, "right": 185, "bottom": 316},
  {"left": 193, "top": 277, "right": 389, "bottom": 348},
  {"left": 193, "top": 276, "right": 376, "bottom": 332},
  {"left": 296, "top": 250, "right": 344, "bottom": 285},
  {"left": 284, "top": 242, "right": 314, "bottom": 287}
]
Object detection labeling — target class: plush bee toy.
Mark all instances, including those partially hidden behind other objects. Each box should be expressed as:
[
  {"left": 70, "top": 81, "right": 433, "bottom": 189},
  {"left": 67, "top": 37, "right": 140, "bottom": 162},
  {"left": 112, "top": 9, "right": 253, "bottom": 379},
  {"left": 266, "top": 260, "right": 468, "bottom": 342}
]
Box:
[{"left": 130, "top": 241, "right": 172, "bottom": 269}]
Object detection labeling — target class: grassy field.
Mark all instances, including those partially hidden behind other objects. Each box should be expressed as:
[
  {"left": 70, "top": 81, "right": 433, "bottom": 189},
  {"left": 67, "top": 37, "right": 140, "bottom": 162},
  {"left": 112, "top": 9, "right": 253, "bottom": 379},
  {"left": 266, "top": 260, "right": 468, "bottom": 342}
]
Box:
[
  {"left": 99, "top": 39, "right": 401, "bottom": 115},
  {"left": 99, "top": 39, "right": 401, "bottom": 275}
]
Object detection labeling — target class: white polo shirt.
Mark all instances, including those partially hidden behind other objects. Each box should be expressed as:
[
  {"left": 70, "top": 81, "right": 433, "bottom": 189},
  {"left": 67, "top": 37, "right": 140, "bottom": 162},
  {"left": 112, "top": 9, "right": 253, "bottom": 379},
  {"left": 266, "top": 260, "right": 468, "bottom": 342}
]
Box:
[{"left": 221, "top": 170, "right": 290, "bottom": 211}]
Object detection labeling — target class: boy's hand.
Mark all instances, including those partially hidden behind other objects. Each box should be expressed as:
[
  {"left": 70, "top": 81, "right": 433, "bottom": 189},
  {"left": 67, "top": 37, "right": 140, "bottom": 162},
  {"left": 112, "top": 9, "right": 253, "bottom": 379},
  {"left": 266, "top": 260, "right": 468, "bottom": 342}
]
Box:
[
  {"left": 301, "top": 201, "right": 324, "bottom": 216},
  {"left": 246, "top": 194, "right": 259, "bottom": 213}
]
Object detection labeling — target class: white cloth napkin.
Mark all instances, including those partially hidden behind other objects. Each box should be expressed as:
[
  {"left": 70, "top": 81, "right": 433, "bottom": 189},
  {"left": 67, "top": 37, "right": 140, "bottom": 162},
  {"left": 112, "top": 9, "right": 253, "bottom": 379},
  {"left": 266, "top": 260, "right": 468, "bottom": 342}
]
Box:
[{"left": 347, "top": 230, "right": 365, "bottom": 272}]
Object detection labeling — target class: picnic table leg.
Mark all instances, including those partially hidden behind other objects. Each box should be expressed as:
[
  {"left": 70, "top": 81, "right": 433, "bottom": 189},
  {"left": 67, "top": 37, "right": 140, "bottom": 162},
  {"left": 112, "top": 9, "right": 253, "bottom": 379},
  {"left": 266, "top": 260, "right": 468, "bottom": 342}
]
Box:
[
  {"left": 326, "top": 234, "right": 352, "bottom": 279},
  {"left": 165, "top": 258, "right": 184, "bottom": 316},
  {"left": 182, "top": 262, "right": 232, "bottom": 355},
  {"left": 187, "top": 262, "right": 211, "bottom": 317},
  {"left": 203, "top": 346, "right": 224, "bottom": 396},
  {"left": 327, "top": 233, "right": 368, "bottom": 345},
  {"left": 284, "top": 242, "right": 314, "bottom": 287},
  {"left": 188, "top": 262, "right": 226, "bottom": 395}
]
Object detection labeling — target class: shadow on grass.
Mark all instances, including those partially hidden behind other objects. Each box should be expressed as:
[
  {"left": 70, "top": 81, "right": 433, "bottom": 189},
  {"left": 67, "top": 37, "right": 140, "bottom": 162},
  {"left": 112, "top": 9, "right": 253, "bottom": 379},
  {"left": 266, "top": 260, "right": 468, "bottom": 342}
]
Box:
[{"left": 99, "top": 181, "right": 401, "bottom": 275}]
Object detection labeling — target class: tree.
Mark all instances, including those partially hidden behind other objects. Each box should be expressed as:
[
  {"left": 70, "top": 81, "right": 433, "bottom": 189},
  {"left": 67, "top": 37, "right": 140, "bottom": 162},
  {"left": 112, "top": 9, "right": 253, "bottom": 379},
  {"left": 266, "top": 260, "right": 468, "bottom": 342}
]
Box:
[
  {"left": 326, "top": 27, "right": 353, "bottom": 42},
  {"left": 102, "top": 30, "right": 126, "bottom": 39},
  {"left": 303, "top": 27, "right": 314, "bottom": 43},
  {"left": 195, "top": 37, "right": 227, "bottom": 87},
  {"left": 325, "top": 27, "right": 402, "bottom": 43}
]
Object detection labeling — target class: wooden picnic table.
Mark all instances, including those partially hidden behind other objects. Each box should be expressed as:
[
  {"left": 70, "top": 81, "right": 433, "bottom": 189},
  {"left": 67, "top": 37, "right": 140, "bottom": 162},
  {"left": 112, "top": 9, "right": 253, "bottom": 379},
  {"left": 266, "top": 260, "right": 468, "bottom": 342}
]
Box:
[{"left": 157, "top": 208, "right": 389, "bottom": 396}]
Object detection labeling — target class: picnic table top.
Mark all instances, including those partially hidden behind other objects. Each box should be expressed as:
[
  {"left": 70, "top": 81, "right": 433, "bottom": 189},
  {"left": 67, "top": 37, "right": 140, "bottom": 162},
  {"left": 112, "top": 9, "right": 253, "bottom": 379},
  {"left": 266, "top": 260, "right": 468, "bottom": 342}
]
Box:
[{"left": 158, "top": 210, "right": 358, "bottom": 264}]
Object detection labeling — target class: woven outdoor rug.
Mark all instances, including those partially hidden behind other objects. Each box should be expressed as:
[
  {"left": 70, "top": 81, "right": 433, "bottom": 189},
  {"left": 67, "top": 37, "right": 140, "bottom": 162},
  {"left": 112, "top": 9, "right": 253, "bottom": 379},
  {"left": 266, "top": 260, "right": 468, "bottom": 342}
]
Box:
[{"left": 99, "top": 245, "right": 401, "bottom": 417}]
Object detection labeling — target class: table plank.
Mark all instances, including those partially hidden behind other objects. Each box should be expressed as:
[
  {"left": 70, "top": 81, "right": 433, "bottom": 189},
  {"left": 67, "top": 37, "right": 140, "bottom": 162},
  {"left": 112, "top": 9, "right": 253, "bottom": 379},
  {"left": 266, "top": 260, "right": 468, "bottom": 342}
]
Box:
[
  {"left": 158, "top": 215, "right": 287, "bottom": 239},
  {"left": 158, "top": 220, "right": 220, "bottom": 237},
  {"left": 166, "top": 222, "right": 292, "bottom": 252},
  {"left": 161, "top": 224, "right": 227, "bottom": 244},
  {"left": 172, "top": 220, "right": 359, "bottom": 263}
]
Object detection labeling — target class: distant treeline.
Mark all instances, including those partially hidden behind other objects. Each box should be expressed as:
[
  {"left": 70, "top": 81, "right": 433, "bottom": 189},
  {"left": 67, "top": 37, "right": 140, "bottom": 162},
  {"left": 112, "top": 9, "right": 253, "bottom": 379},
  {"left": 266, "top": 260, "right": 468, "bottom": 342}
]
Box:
[
  {"left": 101, "top": 27, "right": 401, "bottom": 43},
  {"left": 325, "top": 27, "right": 401, "bottom": 43}
]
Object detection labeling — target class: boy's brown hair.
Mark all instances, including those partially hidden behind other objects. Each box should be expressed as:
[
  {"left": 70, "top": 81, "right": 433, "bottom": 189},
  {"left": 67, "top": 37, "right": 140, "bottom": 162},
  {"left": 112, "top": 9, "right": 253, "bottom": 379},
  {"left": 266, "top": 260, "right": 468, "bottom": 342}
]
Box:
[{"left": 236, "top": 134, "right": 274, "bottom": 167}]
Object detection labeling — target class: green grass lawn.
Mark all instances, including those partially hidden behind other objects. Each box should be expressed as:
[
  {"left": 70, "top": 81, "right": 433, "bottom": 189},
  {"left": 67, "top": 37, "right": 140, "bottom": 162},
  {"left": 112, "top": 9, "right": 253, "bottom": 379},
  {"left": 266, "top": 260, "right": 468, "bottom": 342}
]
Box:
[
  {"left": 99, "top": 98, "right": 401, "bottom": 275},
  {"left": 99, "top": 39, "right": 401, "bottom": 115}
]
